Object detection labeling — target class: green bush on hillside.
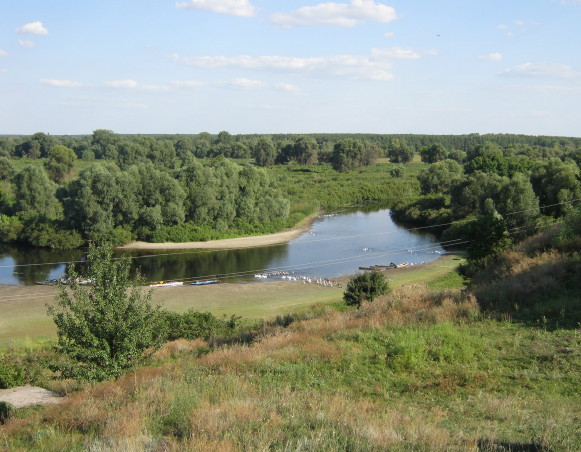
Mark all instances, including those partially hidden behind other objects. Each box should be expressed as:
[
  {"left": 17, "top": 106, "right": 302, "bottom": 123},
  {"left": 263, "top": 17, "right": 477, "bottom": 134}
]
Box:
[{"left": 0, "top": 359, "right": 26, "bottom": 389}]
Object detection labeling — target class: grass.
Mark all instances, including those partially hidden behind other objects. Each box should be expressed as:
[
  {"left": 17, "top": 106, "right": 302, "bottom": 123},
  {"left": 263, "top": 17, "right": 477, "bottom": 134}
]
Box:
[
  {"left": 0, "top": 252, "right": 464, "bottom": 347},
  {"left": 2, "top": 284, "right": 580, "bottom": 450}
]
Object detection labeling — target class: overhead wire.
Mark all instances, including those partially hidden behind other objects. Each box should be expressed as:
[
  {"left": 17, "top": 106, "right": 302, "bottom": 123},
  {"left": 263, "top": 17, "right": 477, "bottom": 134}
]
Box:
[{"left": 1, "top": 197, "right": 578, "bottom": 271}]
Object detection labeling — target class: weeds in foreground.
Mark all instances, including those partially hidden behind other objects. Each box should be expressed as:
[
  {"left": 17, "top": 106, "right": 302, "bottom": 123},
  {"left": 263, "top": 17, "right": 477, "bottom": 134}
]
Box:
[{"left": 2, "top": 284, "right": 580, "bottom": 450}]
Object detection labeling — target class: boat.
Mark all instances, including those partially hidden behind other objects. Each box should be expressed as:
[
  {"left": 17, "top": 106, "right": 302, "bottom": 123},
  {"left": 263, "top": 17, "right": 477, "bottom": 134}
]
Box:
[
  {"left": 190, "top": 279, "right": 220, "bottom": 286},
  {"left": 149, "top": 281, "right": 184, "bottom": 287}
]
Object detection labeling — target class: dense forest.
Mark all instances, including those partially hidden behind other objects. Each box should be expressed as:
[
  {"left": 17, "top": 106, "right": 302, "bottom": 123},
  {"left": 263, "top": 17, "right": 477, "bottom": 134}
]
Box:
[{"left": 0, "top": 130, "right": 580, "bottom": 249}]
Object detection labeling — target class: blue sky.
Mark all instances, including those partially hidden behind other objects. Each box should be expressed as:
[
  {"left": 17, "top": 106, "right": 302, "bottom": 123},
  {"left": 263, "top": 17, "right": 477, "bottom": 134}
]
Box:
[{"left": 1, "top": 0, "right": 580, "bottom": 136}]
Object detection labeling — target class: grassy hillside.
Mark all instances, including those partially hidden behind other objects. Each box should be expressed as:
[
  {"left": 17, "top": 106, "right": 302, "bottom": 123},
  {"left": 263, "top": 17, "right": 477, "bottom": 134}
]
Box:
[{"left": 1, "top": 235, "right": 580, "bottom": 450}]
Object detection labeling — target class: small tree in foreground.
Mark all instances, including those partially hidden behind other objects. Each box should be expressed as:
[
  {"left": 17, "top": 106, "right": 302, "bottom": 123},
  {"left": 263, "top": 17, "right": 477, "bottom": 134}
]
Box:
[
  {"left": 344, "top": 270, "right": 391, "bottom": 308},
  {"left": 47, "top": 244, "right": 163, "bottom": 381}
]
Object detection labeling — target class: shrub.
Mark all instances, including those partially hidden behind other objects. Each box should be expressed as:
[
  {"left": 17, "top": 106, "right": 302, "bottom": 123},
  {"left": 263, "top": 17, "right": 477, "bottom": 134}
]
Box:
[
  {"left": 0, "top": 359, "right": 26, "bottom": 389},
  {"left": 344, "top": 270, "right": 391, "bottom": 308},
  {"left": 47, "top": 244, "right": 164, "bottom": 381},
  {"left": 161, "top": 310, "right": 228, "bottom": 341}
]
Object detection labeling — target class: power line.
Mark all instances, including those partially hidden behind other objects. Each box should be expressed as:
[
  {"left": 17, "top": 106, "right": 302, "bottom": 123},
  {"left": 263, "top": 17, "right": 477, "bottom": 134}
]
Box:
[{"left": 1, "top": 197, "right": 578, "bottom": 271}]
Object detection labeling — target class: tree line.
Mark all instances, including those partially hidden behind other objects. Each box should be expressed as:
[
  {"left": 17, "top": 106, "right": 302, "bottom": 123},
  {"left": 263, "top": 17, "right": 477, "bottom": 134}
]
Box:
[
  {"left": 0, "top": 157, "right": 290, "bottom": 248},
  {"left": 390, "top": 140, "right": 581, "bottom": 268}
]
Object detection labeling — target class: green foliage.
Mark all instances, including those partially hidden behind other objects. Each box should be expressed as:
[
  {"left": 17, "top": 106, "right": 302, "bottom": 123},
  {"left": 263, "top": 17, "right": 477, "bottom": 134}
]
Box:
[
  {"left": 161, "top": 310, "right": 229, "bottom": 341},
  {"left": 389, "top": 164, "right": 404, "bottom": 178},
  {"left": 330, "top": 139, "right": 378, "bottom": 172},
  {"left": 47, "top": 244, "right": 164, "bottom": 381},
  {"left": 419, "top": 143, "right": 448, "bottom": 163},
  {"left": 343, "top": 270, "right": 390, "bottom": 308},
  {"left": 418, "top": 159, "right": 464, "bottom": 195},
  {"left": 13, "top": 166, "right": 62, "bottom": 220},
  {"left": 386, "top": 138, "right": 414, "bottom": 163},
  {"left": 0, "top": 401, "right": 14, "bottom": 425},
  {"left": 532, "top": 158, "right": 581, "bottom": 217},
  {"left": 0, "top": 157, "right": 16, "bottom": 180},
  {"left": 252, "top": 136, "right": 276, "bottom": 167},
  {"left": 462, "top": 201, "right": 512, "bottom": 264},
  {"left": 390, "top": 195, "right": 452, "bottom": 227},
  {"left": 0, "top": 215, "right": 23, "bottom": 242},
  {"left": 26, "top": 222, "right": 84, "bottom": 249},
  {"left": 0, "top": 358, "right": 26, "bottom": 389},
  {"left": 554, "top": 204, "right": 581, "bottom": 250},
  {"left": 44, "top": 145, "right": 77, "bottom": 182},
  {"left": 384, "top": 323, "right": 480, "bottom": 371}
]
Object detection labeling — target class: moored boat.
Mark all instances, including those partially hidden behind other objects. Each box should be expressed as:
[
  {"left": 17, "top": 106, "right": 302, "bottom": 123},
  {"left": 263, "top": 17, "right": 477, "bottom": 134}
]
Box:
[{"left": 149, "top": 281, "right": 184, "bottom": 287}]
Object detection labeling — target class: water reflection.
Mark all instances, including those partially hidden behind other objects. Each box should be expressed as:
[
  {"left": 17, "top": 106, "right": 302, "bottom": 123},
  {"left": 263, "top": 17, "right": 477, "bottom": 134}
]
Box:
[{"left": 0, "top": 208, "right": 444, "bottom": 286}]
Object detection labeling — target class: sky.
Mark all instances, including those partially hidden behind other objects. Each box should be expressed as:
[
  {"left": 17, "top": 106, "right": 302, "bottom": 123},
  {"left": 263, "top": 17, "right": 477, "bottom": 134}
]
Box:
[{"left": 0, "top": 0, "right": 580, "bottom": 136}]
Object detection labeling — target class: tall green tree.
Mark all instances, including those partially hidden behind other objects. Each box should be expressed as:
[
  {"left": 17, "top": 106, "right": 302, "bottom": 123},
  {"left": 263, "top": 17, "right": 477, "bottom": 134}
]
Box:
[
  {"left": 13, "top": 166, "right": 62, "bottom": 220},
  {"left": 44, "top": 145, "right": 77, "bottom": 182},
  {"left": 387, "top": 138, "right": 414, "bottom": 163},
  {"left": 252, "top": 137, "right": 277, "bottom": 167},
  {"left": 419, "top": 143, "right": 448, "bottom": 163},
  {"left": 418, "top": 159, "right": 464, "bottom": 195},
  {"left": 47, "top": 244, "right": 163, "bottom": 381}
]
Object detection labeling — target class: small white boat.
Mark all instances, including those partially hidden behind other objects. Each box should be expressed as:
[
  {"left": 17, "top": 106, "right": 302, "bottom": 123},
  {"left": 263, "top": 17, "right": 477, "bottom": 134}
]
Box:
[{"left": 149, "top": 281, "right": 184, "bottom": 287}]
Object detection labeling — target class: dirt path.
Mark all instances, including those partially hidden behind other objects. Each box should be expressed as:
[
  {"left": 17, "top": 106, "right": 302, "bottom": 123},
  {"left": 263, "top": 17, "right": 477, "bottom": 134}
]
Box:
[
  {"left": 0, "top": 385, "right": 63, "bottom": 408},
  {"left": 117, "top": 214, "right": 317, "bottom": 251}
]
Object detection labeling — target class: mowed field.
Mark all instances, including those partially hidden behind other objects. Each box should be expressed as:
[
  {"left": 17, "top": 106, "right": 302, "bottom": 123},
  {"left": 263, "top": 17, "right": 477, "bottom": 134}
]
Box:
[{"left": 0, "top": 252, "right": 463, "bottom": 346}]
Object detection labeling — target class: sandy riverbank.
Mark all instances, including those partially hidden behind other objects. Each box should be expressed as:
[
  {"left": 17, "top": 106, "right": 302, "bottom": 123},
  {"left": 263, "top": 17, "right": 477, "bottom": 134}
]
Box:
[{"left": 116, "top": 214, "right": 317, "bottom": 251}]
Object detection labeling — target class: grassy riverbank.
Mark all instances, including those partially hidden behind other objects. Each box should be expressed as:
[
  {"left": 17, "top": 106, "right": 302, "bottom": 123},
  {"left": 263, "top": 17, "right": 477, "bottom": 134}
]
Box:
[
  {"left": 0, "top": 253, "right": 463, "bottom": 347},
  {"left": 2, "top": 242, "right": 580, "bottom": 450}
]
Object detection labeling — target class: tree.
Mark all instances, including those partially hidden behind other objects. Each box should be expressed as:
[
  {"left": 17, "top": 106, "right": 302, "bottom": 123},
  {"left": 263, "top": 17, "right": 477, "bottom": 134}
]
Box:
[
  {"left": 344, "top": 270, "right": 390, "bottom": 308},
  {"left": 419, "top": 143, "right": 448, "bottom": 163},
  {"left": 463, "top": 199, "right": 512, "bottom": 264},
  {"left": 252, "top": 137, "right": 277, "bottom": 167},
  {"left": 387, "top": 138, "right": 414, "bottom": 163},
  {"left": 330, "top": 139, "right": 368, "bottom": 172},
  {"left": 293, "top": 136, "right": 319, "bottom": 164},
  {"left": 0, "top": 157, "right": 16, "bottom": 180},
  {"left": 418, "top": 159, "right": 464, "bottom": 195},
  {"left": 44, "top": 145, "right": 77, "bottom": 182},
  {"left": 13, "top": 166, "right": 62, "bottom": 220},
  {"left": 47, "top": 244, "right": 163, "bottom": 381}
]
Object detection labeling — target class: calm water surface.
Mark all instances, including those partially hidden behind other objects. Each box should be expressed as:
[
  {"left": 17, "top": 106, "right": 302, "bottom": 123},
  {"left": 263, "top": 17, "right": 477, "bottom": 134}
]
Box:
[{"left": 0, "top": 208, "right": 443, "bottom": 286}]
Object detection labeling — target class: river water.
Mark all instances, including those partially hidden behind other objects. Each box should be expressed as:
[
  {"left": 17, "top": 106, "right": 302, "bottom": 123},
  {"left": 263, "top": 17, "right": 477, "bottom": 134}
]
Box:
[{"left": 0, "top": 207, "right": 444, "bottom": 286}]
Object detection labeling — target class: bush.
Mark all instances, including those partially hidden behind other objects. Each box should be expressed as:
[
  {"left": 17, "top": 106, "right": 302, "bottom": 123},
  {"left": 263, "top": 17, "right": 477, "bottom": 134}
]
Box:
[
  {"left": 47, "top": 244, "right": 164, "bottom": 381},
  {"left": 161, "top": 310, "right": 228, "bottom": 341},
  {"left": 0, "top": 359, "right": 26, "bottom": 389},
  {"left": 0, "top": 401, "right": 14, "bottom": 424},
  {"left": 344, "top": 270, "right": 391, "bottom": 308}
]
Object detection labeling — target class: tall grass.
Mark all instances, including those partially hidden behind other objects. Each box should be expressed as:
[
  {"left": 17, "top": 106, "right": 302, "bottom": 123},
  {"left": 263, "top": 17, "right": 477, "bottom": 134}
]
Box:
[{"left": 3, "top": 280, "right": 579, "bottom": 450}]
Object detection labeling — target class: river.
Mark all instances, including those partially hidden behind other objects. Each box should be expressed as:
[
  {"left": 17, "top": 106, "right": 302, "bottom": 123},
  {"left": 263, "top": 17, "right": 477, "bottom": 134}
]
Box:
[{"left": 0, "top": 207, "right": 444, "bottom": 286}]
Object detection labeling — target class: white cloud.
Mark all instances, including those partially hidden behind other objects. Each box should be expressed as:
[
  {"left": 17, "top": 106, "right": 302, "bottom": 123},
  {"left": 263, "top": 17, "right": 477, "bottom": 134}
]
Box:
[
  {"left": 41, "top": 78, "right": 83, "bottom": 88},
  {"left": 496, "top": 24, "right": 508, "bottom": 30},
  {"left": 16, "top": 21, "right": 48, "bottom": 35},
  {"left": 274, "top": 83, "right": 301, "bottom": 92},
  {"left": 479, "top": 52, "right": 503, "bottom": 61},
  {"left": 226, "top": 77, "right": 268, "bottom": 88},
  {"left": 502, "top": 62, "right": 580, "bottom": 78},
  {"left": 383, "top": 32, "right": 395, "bottom": 38},
  {"left": 171, "top": 80, "right": 208, "bottom": 88},
  {"left": 0, "top": 49, "right": 7, "bottom": 57},
  {"left": 106, "top": 80, "right": 170, "bottom": 91},
  {"left": 176, "top": 0, "right": 257, "bottom": 17},
  {"left": 172, "top": 78, "right": 301, "bottom": 92},
  {"left": 270, "top": 0, "right": 397, "bottom": 28},
  {"left": 0, "top": 68, "right": 7, "bottom": 73},
  {"left": 168, "top": 46, "right": 418, "bottom": 81},
  {"left": 18, "top": 40, "right": 35, "bottom": 48},
  {"left": 106, "top": 79, "right": 139, "bottom": 88},
  {"left": 372, "top": 47, "right": 419, "bottom": 59}
]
